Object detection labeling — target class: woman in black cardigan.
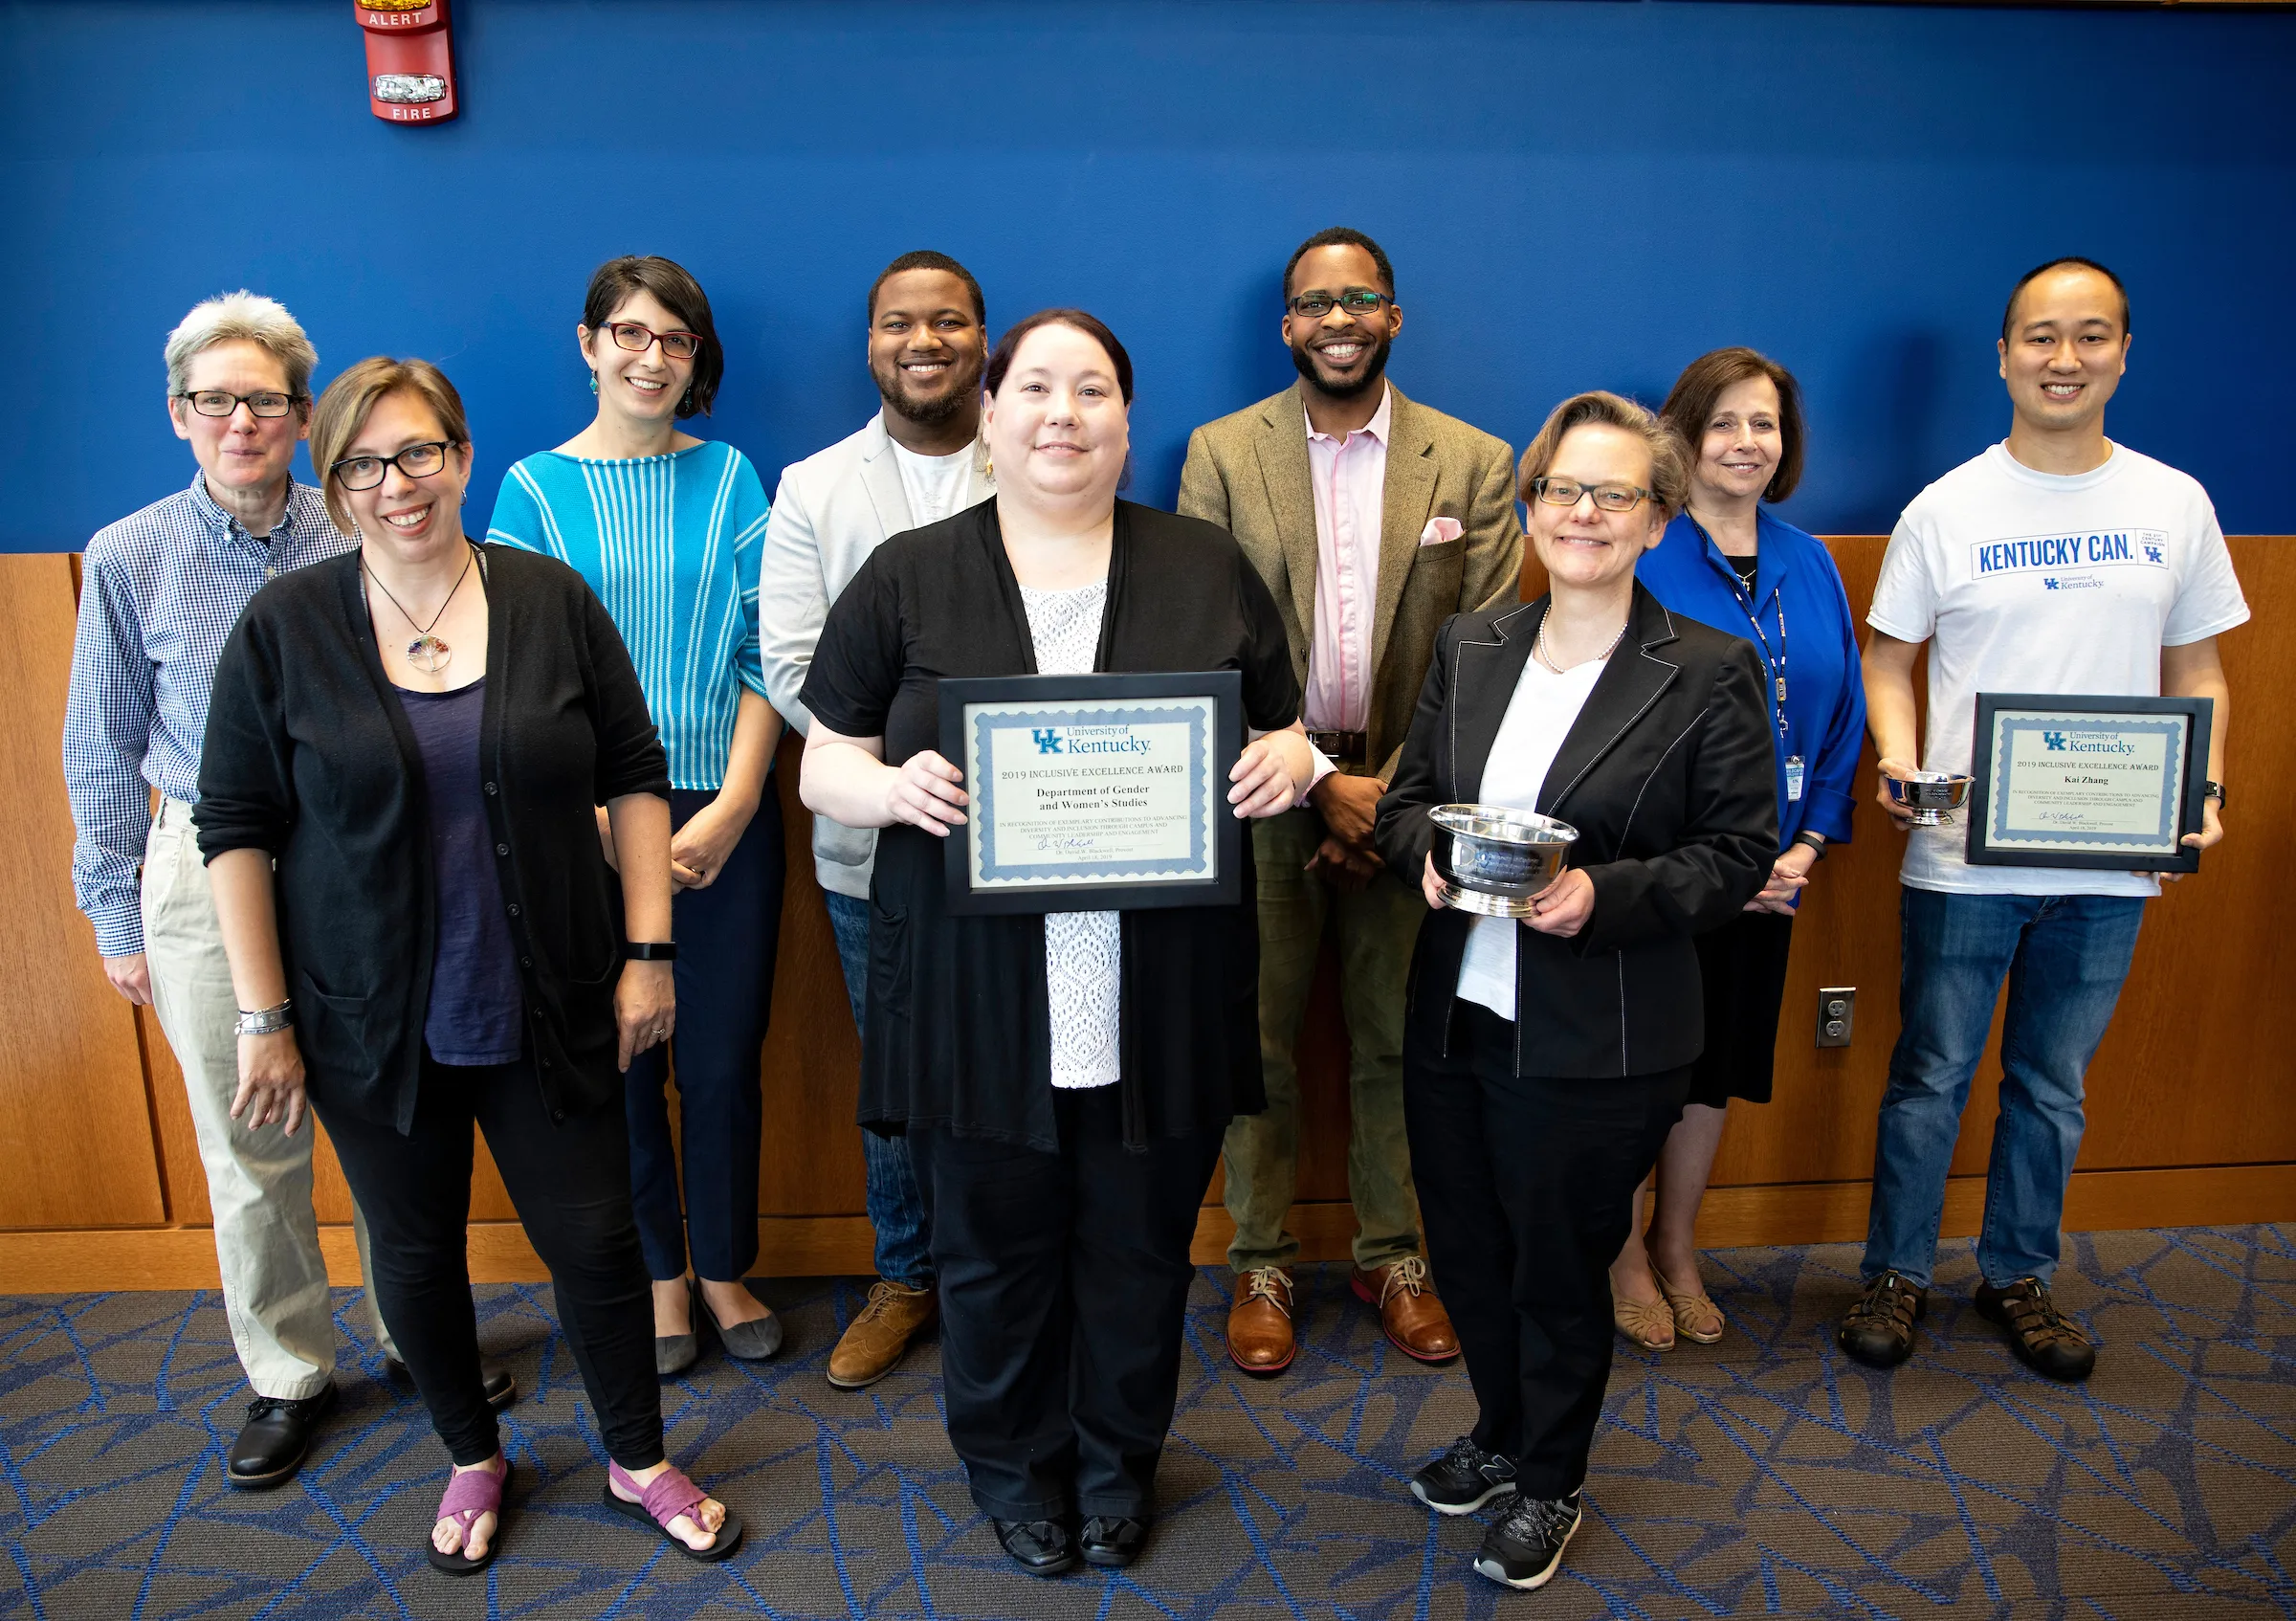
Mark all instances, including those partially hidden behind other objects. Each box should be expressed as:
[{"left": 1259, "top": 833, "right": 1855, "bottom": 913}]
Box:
[
  {"left": 800, "top": 310, "right": 1312, "bottom": 1576},
  {"left": 199, "top": 359, "right": 739, "bottom": 1573},
  {"left": 1375, "top": 391, "right": 1776, "bottom": 1593}
]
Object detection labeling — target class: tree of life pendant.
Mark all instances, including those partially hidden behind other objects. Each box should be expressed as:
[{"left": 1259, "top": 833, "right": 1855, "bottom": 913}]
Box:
[{"left": 407, "top": 633, "right": 452, "bottom": 674}]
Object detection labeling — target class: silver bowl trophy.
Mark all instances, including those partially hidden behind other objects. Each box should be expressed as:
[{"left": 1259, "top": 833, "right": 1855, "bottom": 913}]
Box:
[
  {"left": 1429, "top": 805, "right": 1579, "bottom": 917},
  {"left": 1887, "top": 771, "right": 1975, "bottom": 828}
]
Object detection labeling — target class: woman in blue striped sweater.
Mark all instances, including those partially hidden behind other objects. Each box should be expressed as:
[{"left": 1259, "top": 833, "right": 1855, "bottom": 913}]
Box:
[{"left": 488, "top": 255, "right": 785, "bottom": 1373}]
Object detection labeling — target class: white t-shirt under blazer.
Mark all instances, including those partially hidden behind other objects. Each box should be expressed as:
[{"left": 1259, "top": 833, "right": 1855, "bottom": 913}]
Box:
[{"left": 1866, "top": 441, "right": 2249, "bottom": 899}]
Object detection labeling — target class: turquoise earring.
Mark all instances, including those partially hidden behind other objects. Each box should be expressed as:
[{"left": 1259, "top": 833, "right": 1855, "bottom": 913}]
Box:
[{"left": 588, "top": 371, "right": 599, "bottom": 395}]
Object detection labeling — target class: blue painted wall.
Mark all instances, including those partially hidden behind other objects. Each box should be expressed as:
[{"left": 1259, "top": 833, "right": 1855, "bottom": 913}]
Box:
[{"left": 5, "top": 0, "right": 2291, "bottom": 551}]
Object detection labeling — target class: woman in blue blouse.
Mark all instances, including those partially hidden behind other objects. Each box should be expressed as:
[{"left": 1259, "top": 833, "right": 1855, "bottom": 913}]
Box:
[
  {"left": 1610, "top": 348, "right": 1866, "bottom": 1350},
  {"left": 489, "top": 255, "right": 785, "bottom": 1372}
]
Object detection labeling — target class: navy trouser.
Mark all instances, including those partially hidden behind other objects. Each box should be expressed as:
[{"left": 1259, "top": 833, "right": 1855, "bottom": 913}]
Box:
[
  {"left": 825, "top": 889, "right": 936, "bottom": 1288},
  {"left": 625, "top": 783, "right": 784, "bottom": 1282}
]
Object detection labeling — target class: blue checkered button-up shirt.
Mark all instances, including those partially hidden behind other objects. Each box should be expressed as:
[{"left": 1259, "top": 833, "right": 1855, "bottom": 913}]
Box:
[{"left": 63, "top": 472, "right": 353, "bottom": 956}]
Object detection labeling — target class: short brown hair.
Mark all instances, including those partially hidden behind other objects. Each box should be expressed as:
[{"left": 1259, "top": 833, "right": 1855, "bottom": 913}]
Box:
[
  {"left": 1517, "top": 390, "right": 1689, "bottom": 519},
  {"left": 1659, "top": 346, "right": 1806, "bottom": 502},
  {"left": 582, "top": 255, "right": 724, "bottom": 418},
  {"left": 309, "top": 357, "right": 471, "bottom": 536},
  {"left": 984, "top": 308, "right": 1134, "bottom": 404}
]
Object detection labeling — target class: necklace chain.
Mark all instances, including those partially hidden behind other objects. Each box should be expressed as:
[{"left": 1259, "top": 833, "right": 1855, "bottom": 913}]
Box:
[
  {"left": 363, "top": 543, "right": 476, "bottom": 675},
  {"left": 1534, "top": 611, "right": 1629, "bottom": 675}
]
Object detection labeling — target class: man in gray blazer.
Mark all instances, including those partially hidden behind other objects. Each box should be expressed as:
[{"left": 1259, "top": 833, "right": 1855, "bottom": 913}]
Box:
[
  {"left": 1179, "top": 228, "right": 1522, "bottom": 1377},
  {"left": 759, "top": 250, "right": 993, "bottom": 1389}
]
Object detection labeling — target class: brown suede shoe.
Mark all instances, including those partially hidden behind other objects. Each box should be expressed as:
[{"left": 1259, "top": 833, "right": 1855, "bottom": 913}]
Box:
[
  {"left": 1353, "top": 1256, "right": 1460, "bottom": 1363},
  {"left": 826, "top": 1280, "right": 937, "bottom": 1389},
  {"left": 1226, "top": 1266, "right": 1296, "bottom": 1375}
]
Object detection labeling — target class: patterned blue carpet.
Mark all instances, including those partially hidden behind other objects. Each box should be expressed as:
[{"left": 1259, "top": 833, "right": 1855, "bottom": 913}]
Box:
[{"left": 4, "top": 1226, "right": 2292, "bottom": 1619}]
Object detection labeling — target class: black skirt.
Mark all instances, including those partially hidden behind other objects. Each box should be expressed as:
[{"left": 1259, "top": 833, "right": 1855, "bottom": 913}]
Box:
[{"left": 1685, "top": 909, "right": 1795, "bottom": 1109}]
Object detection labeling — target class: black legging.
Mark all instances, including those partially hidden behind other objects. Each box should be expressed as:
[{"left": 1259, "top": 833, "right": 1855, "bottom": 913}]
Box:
[
  {"left": 1404, "top": 1000, "right": 1689, "bottom": 1499},
  {"left": 316, "top": 1051, "right": 664, "bottom": 1468}
]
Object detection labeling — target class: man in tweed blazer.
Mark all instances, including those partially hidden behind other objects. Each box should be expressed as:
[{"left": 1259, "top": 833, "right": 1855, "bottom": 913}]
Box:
[{"left": 1179, "top": 228, "right": 1522, "bottom": 1376}]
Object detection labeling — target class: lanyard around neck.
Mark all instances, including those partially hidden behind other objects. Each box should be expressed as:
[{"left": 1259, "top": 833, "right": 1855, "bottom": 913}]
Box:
[{"left": 1690, "top": 516, "right": 1788, "bottom": 742}]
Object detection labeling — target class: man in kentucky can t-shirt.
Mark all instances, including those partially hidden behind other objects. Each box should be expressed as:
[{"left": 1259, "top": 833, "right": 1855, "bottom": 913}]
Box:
[{"left": 1843, "top": 257, "right": 2247, "bottom": 1383}]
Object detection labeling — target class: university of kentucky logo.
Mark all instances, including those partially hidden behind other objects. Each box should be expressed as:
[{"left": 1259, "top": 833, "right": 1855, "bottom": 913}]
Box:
[
  {"left": 1032, "top": 728, "right": 1065, "bottom": 754},
  {"left": 2041, "top": 730, "right": 2137, "bottom": 756}
]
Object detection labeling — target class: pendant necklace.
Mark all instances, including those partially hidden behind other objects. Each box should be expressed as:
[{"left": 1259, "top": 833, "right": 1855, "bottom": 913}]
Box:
[{"left": 364, "top": 544, "right": 475, "bottom": 675}]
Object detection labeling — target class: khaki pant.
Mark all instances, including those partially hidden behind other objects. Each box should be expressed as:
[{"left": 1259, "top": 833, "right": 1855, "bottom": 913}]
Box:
[
  {"left": 142, "top": 799, "right": 394, "bottom": 1399},
  {"left": 1222, "top": 806, "right": 1426, "bottom": 1272}
]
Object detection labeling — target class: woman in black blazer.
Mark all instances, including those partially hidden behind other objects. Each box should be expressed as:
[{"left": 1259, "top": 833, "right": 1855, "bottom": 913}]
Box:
[
  {"left": 199, "top": 359, "right": 739, "bottom": 1573},
  {"left": 1375, "top": 391, "right": 1776, "bottom": 1593}
]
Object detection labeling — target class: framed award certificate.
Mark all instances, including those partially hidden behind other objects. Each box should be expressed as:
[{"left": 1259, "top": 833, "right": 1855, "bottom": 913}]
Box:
[
  {"left": 938, "top": 671, "right": 1245, "bottom": 914},
  {"left": 1965, "top": 693, "right": 2215, "bottom": 873}
]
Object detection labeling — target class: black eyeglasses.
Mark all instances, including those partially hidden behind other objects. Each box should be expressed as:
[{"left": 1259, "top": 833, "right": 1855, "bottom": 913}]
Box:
[
  {"left": 176, "top": 389, "right": 304, "bottom": 419},
  {"left": 597, "top": 321, "right": 703, "bottom": 361},
  {"left": 331, "top": 440, "right": 454, "bottom": 491},
  {"left": 1530, "top": 477, "right": 1654, "bottom": 514},
  {"left": 1287, "top": 289, "right": 1390, "bottom": 320}
]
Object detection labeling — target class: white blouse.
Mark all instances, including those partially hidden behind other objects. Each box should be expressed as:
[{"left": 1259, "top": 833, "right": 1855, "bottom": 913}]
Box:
[
  {"left": 1454, "top": 653, "right": 1607, "bottom": 1021},
  {"left": 1018, "top": 578, "right": 1122, "bottom": 1089}
]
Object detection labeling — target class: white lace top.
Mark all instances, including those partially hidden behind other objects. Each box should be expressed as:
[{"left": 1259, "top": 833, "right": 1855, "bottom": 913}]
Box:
[{"left": 1019, "top": 577, "right": 1121, "bottom": 1089}]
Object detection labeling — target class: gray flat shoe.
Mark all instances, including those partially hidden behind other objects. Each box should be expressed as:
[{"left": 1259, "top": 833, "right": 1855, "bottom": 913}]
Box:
[
  {"left": 700, "top": 1288, "right": 784, "bottom": 1362},
  {"left": 654, "top": 1332, "right": 699, "bottom": 1377}
]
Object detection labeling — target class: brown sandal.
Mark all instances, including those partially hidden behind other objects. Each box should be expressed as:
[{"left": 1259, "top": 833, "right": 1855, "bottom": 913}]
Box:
[
  {"left": 1612, "top": 1289, "right": 1676, "bottom": 1351},
  {"left": 1655, "top": 1268, "right": 1725, "bottom": 1344}
]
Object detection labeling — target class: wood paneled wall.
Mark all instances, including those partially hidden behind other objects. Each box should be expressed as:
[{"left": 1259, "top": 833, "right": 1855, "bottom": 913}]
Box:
[{"left": 1, "top": 542, "right": 2289, "bottom": 1290}]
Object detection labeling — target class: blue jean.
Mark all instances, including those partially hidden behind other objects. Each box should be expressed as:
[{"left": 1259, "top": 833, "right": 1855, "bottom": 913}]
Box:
[
  {"left": 625, "top": 786, "right": 783, "bottom": 1282},
  {"left": 1863, "top": 886, "right": 2146, "bottom": 1290},
  {"left": 825, "top": 889, "right": 935, "bottom": 1288}
]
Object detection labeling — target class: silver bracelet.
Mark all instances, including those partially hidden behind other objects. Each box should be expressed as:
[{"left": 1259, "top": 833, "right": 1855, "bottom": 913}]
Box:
[{"left": 234, "top": 999, "right": 294, "bottom": 1037}]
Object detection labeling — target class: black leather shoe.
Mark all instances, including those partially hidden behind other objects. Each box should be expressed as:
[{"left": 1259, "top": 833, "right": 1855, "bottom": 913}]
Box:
[
  {"left": 992, "top": 1517, "right": 1077, "bottom": 1577},
  {"left": 225, "top": 1381, "right": 337, "bottom": 1489},
  {"left": 1839, "top": 1271, "right": 1927, "bottom": 1369},
  {"left": 1975, "top": 1277, "right": 2096, "bottom": 1382},
  {"left": 1078, "top": 1515, "right": 1148, "bottom": 1567},
  {"left": 386, "top": 1357, "right": 519, "bottom": 1412}
]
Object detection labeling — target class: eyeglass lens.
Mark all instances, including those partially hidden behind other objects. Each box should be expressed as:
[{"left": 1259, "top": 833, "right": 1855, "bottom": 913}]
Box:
[
  {"left": 607, "top": 322, "right": 701, "bottom": 360},
  {"left": 1537, "top": 478, "right": 1645, "bottom": 512},
  {"left": 188, "top": 390, "right": 296, "bottom": 418},
  {"left": 1291, "top": 290, "right": 1387, "bottom": 318},
  {"left": 334, "top": 442, "right": 449, "bottom": 491}
]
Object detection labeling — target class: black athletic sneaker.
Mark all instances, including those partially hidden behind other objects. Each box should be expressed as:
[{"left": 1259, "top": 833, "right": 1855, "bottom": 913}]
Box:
[
  {"left": 1410, "top": 1435, "right": 1518, "bottom": 1516},
  {"left": 1839, "top": 1271, "right": 1928, "bottom": 1369},
  {"left": 1975, "top": 1277, "right": 2096, "bottom": 1382},
  {"left": 1473, "top": 1490, "right": 1583, "bottom": 1590}
]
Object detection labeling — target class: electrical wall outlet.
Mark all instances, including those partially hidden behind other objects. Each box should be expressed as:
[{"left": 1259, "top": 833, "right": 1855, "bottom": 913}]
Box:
[{"left": 1817, "top": 987, "right": 1856, "bottom": 1048}]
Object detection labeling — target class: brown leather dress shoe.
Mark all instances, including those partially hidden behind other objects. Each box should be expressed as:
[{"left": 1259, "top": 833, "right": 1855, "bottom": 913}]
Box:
[
  {"left": 827, "top": 1279, "right": 937, "bottom": 1389},
  {"left": 1226, "top": 1266, "right": 1295, "bottom": 1375},
  {"left": 1353, "top": 1256, "right": 1459, "bottom": 1363}
]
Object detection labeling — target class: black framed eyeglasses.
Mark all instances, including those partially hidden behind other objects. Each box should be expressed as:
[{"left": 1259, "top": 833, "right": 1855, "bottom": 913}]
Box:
[
  {"left": 598, "top": 321, "right": 703, "bottom": 360},
  {"left": 1530, "top": 477, "right": 1653, "bottom": 514},
  {"left": 1287, "top": 288, "right": 1390, "bottom": 320},
  {"left": 175, "top": 389, "right": 304, "bottom": 419},
  {"left": 331, "top": 440, "right": 454, "bottom": 492}
]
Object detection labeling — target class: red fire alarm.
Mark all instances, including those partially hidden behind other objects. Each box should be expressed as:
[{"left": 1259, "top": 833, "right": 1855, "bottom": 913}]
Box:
[{"left": 356, "top": 0, "right": 458, "bottom": 124}]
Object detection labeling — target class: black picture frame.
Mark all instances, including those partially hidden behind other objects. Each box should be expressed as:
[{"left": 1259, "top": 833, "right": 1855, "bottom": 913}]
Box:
[
  {"left": 938, "top": 671, "right": 1245, "bottom": 915},
  {"left": 1964, "top": 693, "right": 2213, "bottom": 874}
]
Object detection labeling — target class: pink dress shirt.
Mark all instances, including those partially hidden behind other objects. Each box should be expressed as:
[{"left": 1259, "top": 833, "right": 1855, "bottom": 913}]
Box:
[{"left": 1302, "top": 385, "right": 1392, "bottom": 735}]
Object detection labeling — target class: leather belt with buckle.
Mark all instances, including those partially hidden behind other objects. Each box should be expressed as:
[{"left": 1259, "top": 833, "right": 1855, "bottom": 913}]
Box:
[{"left": 1308, "top": 729, "right": 1371, "bottom": 766}]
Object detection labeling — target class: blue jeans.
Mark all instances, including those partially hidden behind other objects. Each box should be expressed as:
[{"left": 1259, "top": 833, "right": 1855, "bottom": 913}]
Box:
[
  {"left": 825, "top": 889, "right": 935, "bottom": 1288},
  {"left": 1863, "top": 887, "right": 2146, "bottom": 1290}
]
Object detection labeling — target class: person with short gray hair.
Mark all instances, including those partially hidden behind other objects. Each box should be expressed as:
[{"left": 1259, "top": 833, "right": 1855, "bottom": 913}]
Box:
[{"left": 62, "top": 292, "right": 512, "bottom": 1492}]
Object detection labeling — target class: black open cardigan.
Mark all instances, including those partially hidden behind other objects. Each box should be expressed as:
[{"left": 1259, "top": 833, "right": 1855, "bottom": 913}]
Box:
[
  {"left": 196, "top": 544, "right": 671, "bottom": 1133},
  {"left": 801, "top": 499, "right": 1300, "bottom": 1152}
]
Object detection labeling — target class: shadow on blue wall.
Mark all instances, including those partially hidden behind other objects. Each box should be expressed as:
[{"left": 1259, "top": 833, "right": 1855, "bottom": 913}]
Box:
[{"left": 4, "top": 0, "right": 2291, "bottom": 548}]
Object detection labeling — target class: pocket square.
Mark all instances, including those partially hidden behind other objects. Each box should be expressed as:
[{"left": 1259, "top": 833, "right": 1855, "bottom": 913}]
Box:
[{"left": 1419, "top": 517, "right": 1463, "bottom": 546}]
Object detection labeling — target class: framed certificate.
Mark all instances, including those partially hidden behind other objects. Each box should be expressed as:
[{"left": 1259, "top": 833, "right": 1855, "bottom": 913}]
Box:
[
  {"left": 1965, "top": 693, "right": 2214, "bottom": 873},
  {"left": 938, "top": 671, "right": 1244, "bottom": 914}
]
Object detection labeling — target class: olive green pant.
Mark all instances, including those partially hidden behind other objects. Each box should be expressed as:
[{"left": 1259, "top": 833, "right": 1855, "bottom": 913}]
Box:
[{"left": 1222, "top": 807, "right": 1426, "bottom": 1273}]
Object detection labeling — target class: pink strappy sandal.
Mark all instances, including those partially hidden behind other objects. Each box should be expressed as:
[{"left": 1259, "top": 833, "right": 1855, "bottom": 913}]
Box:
[
  {"left": 603, "top": 1459, "right": 744, "bottom": 1563},
  {"left": 427, "top": 1455, "right": 509, "bottom": 1575}
]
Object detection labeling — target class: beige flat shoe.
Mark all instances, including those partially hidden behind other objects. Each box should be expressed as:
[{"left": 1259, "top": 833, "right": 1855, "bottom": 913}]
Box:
[
  {"left": 1655, "top": 1267, "right": 1725, "bottom": 1344},
  {"left": 1612, "top": 1288, "right": 1676, "bottom": 1352}
]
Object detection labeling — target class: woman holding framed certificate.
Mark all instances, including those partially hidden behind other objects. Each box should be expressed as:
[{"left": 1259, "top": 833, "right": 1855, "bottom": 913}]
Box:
[
  {"left": 797, "top": 309, "right": 1312, "bottom": 1577},
  {"left": 1375, "top": 390, "right": 1776, "bottom": 1592}
]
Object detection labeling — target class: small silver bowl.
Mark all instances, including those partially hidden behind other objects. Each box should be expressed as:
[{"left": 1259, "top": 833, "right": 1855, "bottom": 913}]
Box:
[
  {"left": 1430, "top": 804, "right": 1579, "bottom": 917},
  {"left": 1887, "top": 771, "right": 1975, "bottom": 828}
]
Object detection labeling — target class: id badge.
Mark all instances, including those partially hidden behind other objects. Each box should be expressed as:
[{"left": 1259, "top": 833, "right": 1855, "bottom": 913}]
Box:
[{"left": 1784, "top": 755, "right": 1805, "bottom": 802}]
